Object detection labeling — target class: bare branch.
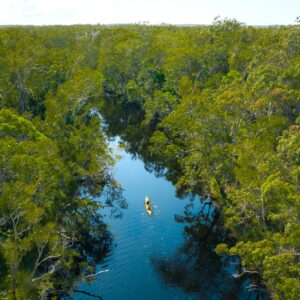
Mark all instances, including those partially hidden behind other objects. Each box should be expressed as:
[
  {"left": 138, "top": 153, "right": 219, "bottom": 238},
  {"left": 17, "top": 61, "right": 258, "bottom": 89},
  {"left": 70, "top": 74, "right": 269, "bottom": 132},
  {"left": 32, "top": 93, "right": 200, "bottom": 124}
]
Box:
[
  {"left": 32, "top": 260, "right": 60, "bottom": 282},
  {"left": 36, "top": 255, "right": 61, "bottom": 268}
]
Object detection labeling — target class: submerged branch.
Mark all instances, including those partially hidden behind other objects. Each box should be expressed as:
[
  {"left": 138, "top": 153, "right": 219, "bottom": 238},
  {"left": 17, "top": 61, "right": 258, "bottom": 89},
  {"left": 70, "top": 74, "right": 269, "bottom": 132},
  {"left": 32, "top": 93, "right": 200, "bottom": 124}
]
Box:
[
  {"left": 233, "top": 270, "right": 260, "bottom": 279},
  {"left": 85, "top": 269, "right": 109, "bottom": 279}
]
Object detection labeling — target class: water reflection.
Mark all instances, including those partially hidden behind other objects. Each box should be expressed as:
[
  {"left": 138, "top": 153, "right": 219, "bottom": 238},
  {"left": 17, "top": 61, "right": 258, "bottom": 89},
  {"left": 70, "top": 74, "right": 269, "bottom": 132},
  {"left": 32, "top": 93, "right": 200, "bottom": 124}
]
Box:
[
  {"left": 94, "top": 95, "right": 271, "bottom": 299},
  {"left": 151, "top": 199, "right": 270, "bottom": 300}
]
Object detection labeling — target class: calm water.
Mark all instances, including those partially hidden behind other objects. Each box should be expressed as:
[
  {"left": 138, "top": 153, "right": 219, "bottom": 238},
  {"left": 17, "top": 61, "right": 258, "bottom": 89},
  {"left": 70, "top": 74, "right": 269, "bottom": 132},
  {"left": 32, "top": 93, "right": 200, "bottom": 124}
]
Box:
[
  {"left": 74, "top": 139, "right": 266, "bottom": 300},
  {"left": 74, "top": 139, "right": 200, "bottom": 300}
]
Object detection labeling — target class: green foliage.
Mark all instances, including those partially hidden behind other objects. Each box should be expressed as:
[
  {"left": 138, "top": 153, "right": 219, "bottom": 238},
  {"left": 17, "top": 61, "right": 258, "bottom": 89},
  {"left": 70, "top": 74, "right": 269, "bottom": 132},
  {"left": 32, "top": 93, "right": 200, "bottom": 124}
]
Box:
[
  {"left": 0, "top": 109, "right": 45, "bottom": 140},
  {"left": 0, "top": 25, "right": 124, "bottom": 299},
  {"left": 0, "top": 21, "right": 299, "bottom": 299},
  {"left": 92, "top": 22, "right": 300, "bottom": 299}
]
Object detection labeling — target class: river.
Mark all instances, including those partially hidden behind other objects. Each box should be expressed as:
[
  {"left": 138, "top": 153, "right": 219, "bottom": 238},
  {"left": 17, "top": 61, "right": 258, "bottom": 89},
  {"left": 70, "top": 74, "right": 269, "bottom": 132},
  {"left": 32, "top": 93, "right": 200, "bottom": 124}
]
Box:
[{"left": 74, "top": 138, "right": 267, "bottom": 300}]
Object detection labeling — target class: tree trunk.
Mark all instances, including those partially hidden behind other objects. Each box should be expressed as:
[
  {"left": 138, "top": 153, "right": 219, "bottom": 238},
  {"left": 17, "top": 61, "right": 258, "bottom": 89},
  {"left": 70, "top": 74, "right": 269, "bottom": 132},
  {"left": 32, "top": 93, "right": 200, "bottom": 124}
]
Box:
[
  {"left": 261, "top": 196, "right": 267, "bottom": 234},
  {"left": 18, "top": 86, "right": 26, "bottom": 114},
  {"left": 17, "top": 68, "right": 29, "bottom": 114},
  {"left": 12, "top": 262, "right": 18, "bottom": 300}
]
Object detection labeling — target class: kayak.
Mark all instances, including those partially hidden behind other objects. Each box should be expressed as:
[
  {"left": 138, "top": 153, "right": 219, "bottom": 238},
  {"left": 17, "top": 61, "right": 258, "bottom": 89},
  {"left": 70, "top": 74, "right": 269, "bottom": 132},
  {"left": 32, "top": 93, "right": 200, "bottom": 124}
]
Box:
[{"left": 145, "top": 196, "right": 152, "bottom": 216}]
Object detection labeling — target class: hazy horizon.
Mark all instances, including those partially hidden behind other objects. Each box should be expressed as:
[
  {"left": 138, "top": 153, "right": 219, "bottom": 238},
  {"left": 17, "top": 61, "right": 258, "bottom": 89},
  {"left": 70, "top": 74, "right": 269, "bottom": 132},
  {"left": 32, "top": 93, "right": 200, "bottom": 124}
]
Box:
[{"left": 0, "top": 0, "right": 299, "bottom": 26}]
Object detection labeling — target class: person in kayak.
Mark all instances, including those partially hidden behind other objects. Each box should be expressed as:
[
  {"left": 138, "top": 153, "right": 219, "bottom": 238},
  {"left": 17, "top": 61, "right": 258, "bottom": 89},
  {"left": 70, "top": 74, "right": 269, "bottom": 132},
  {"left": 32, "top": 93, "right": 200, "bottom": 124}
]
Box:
[{"left": 145, "top": 196, "right": 152, "bottom": 216}]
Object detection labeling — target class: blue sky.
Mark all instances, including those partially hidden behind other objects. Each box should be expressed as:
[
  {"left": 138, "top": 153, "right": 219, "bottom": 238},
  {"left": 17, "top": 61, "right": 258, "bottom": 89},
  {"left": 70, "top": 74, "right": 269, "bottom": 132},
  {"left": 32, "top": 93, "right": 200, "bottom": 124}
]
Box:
[{"left": 0, "top": 0, "right": 299, "bottom": 25}]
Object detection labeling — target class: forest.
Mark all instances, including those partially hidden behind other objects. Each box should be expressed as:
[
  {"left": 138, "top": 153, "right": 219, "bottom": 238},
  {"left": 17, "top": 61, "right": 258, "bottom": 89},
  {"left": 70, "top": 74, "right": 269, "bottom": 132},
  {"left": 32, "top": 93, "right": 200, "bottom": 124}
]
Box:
[{"left": 0, "top": 20, "right": 299, "bottom": 299}]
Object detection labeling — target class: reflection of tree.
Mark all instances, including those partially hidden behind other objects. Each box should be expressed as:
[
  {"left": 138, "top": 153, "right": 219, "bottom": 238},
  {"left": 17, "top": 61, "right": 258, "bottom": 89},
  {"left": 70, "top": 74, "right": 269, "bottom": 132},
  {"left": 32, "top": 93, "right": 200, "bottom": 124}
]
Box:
[
  {"left": 46, "top": 187, "right": 126, "bottom": 299},
  {"left": 151, "top": 200, "right": 270, "bottom": 300},
  {"left": 0, "top": 109, "right": 126, "bottom": 299}
]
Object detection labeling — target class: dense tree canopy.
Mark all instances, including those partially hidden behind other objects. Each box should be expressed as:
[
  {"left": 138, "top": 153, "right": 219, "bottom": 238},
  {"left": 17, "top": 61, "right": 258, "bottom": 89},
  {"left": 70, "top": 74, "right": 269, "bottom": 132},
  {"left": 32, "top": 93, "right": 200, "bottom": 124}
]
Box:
[
  {"left": 96, "top": 22, "right": 300, "bottom": 299},
  {"left": 0, "top": 21, "right": 299, "bottom": 299},
  {"left": 0, "top": 26, "right": 125, "bottom": 299}
]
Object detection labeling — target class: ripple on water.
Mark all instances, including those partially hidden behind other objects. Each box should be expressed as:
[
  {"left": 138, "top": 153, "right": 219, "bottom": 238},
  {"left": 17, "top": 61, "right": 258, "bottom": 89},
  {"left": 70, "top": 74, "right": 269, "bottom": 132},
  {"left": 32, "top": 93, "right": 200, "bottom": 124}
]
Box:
[{"left": 74, "top": 143, "right": 266, "bottom": 300}]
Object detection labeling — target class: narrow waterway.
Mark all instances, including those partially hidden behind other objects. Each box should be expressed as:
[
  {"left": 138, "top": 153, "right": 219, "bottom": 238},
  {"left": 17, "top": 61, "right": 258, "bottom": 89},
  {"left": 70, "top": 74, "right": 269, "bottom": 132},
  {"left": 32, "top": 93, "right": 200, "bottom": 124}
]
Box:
[
  {"left": 74, "top": 139, "right": 267, "bottom": 300},
  {"left": 75, "top": 139, "right": 199, "bottom": 299}
]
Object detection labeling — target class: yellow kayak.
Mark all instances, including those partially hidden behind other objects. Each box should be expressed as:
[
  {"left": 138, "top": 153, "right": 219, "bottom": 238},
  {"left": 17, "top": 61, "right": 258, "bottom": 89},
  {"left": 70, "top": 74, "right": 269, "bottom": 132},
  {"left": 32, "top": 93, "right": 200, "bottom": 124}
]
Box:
[{"left": 145, "top": 196, "right": 152, "bottom": 216}]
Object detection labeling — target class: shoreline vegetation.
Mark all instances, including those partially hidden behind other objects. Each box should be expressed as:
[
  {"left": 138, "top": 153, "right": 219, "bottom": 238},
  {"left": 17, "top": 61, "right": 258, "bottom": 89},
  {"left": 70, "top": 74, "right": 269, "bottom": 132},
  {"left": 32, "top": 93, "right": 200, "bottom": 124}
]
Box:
[{"left": 0, "top": 19, "right": 299, "bottom": 299}]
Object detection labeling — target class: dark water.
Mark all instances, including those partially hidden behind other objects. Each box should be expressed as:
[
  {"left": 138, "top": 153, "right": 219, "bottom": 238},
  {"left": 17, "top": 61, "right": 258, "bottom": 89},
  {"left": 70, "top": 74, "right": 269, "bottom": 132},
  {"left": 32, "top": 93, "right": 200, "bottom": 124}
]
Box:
[{"left": 74, "top": 139, "right": 267, "bottom": 300}]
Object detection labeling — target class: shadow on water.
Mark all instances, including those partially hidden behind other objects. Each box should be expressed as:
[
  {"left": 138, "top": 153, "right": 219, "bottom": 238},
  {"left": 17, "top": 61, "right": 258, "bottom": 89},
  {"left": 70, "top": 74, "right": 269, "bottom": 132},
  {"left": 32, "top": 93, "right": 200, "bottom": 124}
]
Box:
[
  {"left": 74, "top": 95, "right": 271, "bottom": 299},
  {"left": 151, "top": 199, "right": 270, "bottom": 300},
  {"left": 73, "top": 140, "right": 269, "bottom": 299},
  {"left": 79, "top": 96, "right": 270, "bottom": 300}
]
